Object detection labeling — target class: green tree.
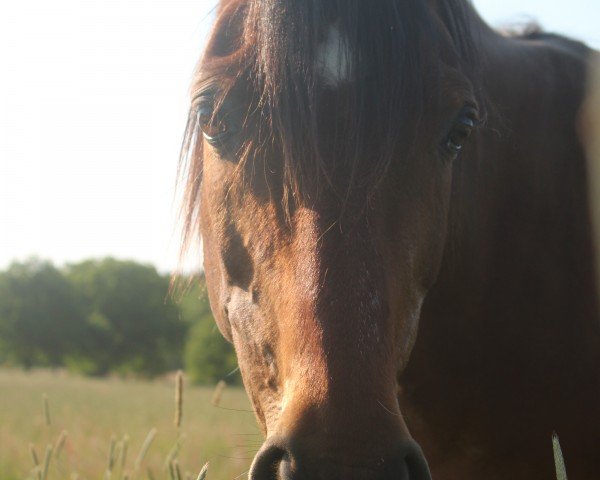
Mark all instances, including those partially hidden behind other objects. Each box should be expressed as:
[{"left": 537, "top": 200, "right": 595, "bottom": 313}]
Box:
[
  {"left": 65, "top": 258, "right": 186, "bottom": 376},
  {"left": 178, "top": 278, "right": 240, "bottom": 385},
  {"left": 184, "top": 313, "right": 239, "bottom": 385},
  {"left": 0, "top": 258, "right": 85, "bottom": 367}
]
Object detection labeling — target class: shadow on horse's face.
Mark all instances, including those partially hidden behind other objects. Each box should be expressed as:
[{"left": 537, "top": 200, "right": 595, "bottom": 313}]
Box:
[{"left": 184, "top": 1, "right": 480, "bottom": 479}]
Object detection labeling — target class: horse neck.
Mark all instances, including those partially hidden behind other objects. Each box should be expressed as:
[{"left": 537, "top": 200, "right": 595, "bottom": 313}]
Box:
[{"left": 446, "top": 25, "right": 600, "bottom": 357}]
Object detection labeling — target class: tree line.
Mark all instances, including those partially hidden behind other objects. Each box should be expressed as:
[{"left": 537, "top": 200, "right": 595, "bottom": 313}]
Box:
[{"left": 0, "top": 258, "right": 239, "bottom": 384}]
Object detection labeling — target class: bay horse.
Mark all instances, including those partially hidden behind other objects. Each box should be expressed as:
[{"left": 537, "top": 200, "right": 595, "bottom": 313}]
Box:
[{"left": 179, "top": 0, "right": 600, "bottom": 478}]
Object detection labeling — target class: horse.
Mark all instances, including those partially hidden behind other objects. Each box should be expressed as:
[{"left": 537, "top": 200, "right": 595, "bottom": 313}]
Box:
[{"left": 178, "top": 1, "right": 600, "bottom": 478}]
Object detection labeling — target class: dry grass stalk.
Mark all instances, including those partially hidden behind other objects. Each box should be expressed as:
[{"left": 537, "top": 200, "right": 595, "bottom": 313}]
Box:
[
  {"left": 29, "top": 443, "right": 40, "bottom": 467},
  {"left": 552, "top": 433, "right": 568, "bottom": 480},
  {"left": 175, "top": 370, "right": 184, "bottom": 428},
  {"left": 164, "top": 441, "right": 182, "bottom": 470},
  {"left": 113, "top": 440, "right": 122, "bottom": 472},
  {"left": 41, "top": 444, "right": 53, "bottom": 480},
  {"left": 106, "top": 434, "right": 117, "bottom": 476},
  {"left": 54, "top": 430, "right": 68, "bottom": 459},
  {"left": 196, "top": 462, "right": 209, "bottom": 480},
  {"left": 211, "top": 381, "right": 226, "bottom": 407},
  {"left": 30, "top": 443, "right": 42, "bottom": 480},
  {"left": 120, "top": 435, "right": 130, "bottom": 469},
  {"left": 134, "top": 428, "right": 157, "bottom": 472},
  {"left": 42, "top": 394, "right": 51, "bottom": 427},
  {"left": 169, "top": 460, "right": 183, "bottom": 480}
]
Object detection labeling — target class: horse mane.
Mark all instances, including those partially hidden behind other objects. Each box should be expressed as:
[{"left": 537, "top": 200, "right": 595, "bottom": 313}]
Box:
[{"left": 177, "top": 0, "right": 483, "bottom": 261}]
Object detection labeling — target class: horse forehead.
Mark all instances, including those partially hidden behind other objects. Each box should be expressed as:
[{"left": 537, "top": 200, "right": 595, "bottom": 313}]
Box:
[{"left": 316, "top": 24, "right": 352, "bottom": 86}]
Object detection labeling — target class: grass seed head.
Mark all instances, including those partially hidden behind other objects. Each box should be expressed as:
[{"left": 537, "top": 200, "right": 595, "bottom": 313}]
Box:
[
  {"left": 41, "top": 444, "right": 53, "bottom": 480},
  {"left": 164, "top": 442, "right": 181, "bottom": 470},
  {"left": 212, "top": 381, "right": 226, "bottom": 407},
  {"left": 552, "top": 432, "right": 568, "bottom": 480},
  {"left": 120, "top": 435, "right": 130, "bottom": 468},
  {"left": 170, "top": 460, "right": 182, "bottom": 480},
  {"left": 29, "top": 443, "right": 40, "bottom": 467},
  {"left": 196, "top": 462, "right": 209, "bottom": 480},
  {"left": 107, "top": 434, "right": 117, "bottom": 472},
  {"left": 54, "top": 430, "right": 68, "bottom": 459},
  {"left": 135, "top": 428, "right": 157, "bottom": 471}
]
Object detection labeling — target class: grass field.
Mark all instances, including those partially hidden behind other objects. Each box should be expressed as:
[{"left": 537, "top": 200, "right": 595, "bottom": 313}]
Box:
[{"left": 0, "top": 369, "right": 258, "bottom": 480}]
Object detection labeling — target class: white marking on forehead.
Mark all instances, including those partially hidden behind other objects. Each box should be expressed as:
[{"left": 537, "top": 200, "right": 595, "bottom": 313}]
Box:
[{"left": 316, "top": 24, "right": 351, "bottom": 86}]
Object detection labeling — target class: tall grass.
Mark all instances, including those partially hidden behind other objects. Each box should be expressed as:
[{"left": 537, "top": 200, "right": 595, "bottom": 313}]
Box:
[
  {"left": 553, "top": 433, "right": 568, "bottom": 480},
  {"left": 28, "top": 376, "right": 210, "bottom": 480},
  {"left": 1, "top": 369, "right": 575, "bottom": 479},
  {"left": 0, "top": 369, "right": 257, "bottom": 480}
]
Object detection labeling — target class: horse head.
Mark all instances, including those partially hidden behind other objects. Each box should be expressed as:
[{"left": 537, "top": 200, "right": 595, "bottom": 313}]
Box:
[{"left": 180, "top": 1, "right": 483, "bottom": 478}]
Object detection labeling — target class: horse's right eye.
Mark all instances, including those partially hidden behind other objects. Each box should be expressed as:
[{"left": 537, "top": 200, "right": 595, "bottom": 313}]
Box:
[
  {"left": 443, "top": 109, "right": 478, "bottom": 159},
  {"left": 198, "top": 104, "right": 229, "bottom": 144}
]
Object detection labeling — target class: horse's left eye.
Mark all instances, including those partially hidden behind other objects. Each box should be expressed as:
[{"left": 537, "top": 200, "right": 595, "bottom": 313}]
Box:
[
  {"left": 445, "top": 113, "right": 477, "bottom": 157},
  {"left": 198, "top": 104, "right": 229, "bottom": 144}
]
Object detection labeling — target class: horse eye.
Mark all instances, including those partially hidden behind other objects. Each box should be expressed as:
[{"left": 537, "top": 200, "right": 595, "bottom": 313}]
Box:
[
  {"left": 198, "top": 104, "right": 229, "bottom": 144},
  {"left": 445, "top": 114, "right": 476, "bottom": 157}
]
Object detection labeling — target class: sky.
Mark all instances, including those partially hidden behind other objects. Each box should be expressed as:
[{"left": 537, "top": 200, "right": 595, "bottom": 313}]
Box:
[{"left": 0, "top": 0, "right": 599, "bottom": 273}]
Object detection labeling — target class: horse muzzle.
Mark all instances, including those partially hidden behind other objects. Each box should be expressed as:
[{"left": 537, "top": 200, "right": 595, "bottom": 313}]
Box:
[{"left": 249, "top": 436, "right": 432, "bottom": 480}]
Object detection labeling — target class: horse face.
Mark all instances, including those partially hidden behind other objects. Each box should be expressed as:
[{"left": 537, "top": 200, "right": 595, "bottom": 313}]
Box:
[{"left": 188, "top": 2, "right": 478, "bottom": 479}]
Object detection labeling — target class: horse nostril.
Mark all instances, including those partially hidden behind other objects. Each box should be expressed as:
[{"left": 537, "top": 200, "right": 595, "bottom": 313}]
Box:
[
  {"left": 277, "top": 453, "right": 294, "bottom": 479},
  {"left": 249, "top": 442, "right": 286, "bottom": 480},
  {"left": 404, "top": 442, "right": 432, "bottom": 480}
]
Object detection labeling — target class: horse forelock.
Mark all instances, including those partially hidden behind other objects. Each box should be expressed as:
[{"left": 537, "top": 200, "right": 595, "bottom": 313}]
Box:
[{"left": 178, "top": 0, "right": 483, "bottom": 260}]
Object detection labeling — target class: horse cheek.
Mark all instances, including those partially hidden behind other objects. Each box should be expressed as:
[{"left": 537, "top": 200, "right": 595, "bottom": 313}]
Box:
[{"left": 199, "top": 153, "right": 235, "bottom": 342}]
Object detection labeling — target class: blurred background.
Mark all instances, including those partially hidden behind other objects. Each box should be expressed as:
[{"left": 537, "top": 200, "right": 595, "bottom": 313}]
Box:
[{"left": 0, "top": 1, "right": 599, "bottom": 479}]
